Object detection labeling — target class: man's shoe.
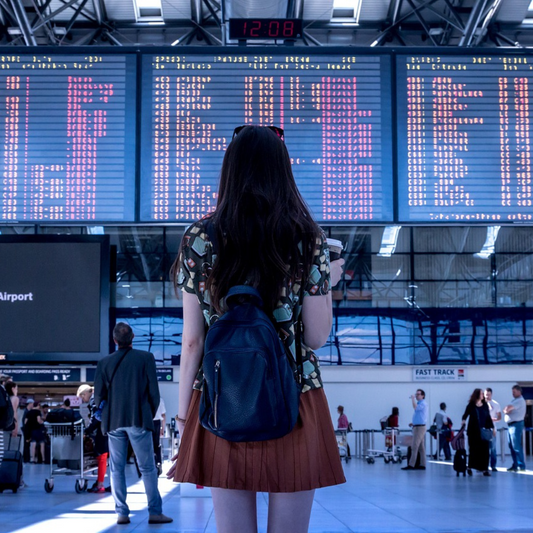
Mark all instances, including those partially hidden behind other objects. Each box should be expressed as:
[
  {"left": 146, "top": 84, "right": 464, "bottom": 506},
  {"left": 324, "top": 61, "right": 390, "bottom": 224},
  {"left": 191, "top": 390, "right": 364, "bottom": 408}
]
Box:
[
  {"left": 414, "top": 466, "right": 426, "bottom": 470},
  {"left": 483, "top": 470, "right": 491, "bottom": 476},
  {"left": 105, "top": 485, "right": 112, "bottom": 492},
  {"left": 148, "top": 514, "right": 173, "bottom": 524},
  {"left": 507, "top": 467, "right": 518, "bottom": 472},
  {"left": 117, "top": 515, "right": 130, "bottom": 525},
  {"left": 491, "top": 467, "right": 497, "bottom": 472},
  {"left": 518, "top": 467, "right": 526, "bottom": 471},
  {"left": 401, "top": 465, "right": 414, "bottom": 470}
]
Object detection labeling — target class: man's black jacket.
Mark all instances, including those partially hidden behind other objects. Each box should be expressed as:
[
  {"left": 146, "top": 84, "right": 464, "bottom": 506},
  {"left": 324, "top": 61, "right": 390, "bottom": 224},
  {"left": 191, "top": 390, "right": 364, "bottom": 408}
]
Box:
[{"left": 94, "top": 347, "right": 160, "bottom": 435}]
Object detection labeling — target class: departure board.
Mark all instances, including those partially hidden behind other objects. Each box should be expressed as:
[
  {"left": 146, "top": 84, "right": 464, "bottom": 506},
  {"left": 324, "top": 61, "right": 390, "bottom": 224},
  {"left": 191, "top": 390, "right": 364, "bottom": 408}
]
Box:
[
  {"left": 397, "top": 54, "right": 533, "bottom": 222},
  {"left": 140, "top": 52, "right": 393, "bottom": 222},
  {"left": 0, "top": 54, "right": 136, "bottom": 222}
]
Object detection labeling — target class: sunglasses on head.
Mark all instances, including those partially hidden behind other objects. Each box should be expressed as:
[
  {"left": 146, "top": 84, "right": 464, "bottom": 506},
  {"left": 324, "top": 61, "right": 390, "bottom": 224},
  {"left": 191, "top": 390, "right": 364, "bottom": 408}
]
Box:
[{"left": 232, "top": 125, "right": 284, "bottom": 141}]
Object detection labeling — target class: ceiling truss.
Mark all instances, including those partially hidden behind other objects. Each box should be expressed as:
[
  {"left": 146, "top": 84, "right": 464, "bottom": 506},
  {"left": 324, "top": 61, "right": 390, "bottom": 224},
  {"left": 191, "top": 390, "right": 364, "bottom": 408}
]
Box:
[{"left": 0, "top": 0, "right": 531, "bottom": 47}]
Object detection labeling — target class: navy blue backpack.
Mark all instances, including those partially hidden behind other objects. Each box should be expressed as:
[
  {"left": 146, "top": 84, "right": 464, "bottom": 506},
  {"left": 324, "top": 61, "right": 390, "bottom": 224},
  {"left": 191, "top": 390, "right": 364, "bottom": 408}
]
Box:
[{"left": 199, "top": 285, "right": 303, "bottom": 442}]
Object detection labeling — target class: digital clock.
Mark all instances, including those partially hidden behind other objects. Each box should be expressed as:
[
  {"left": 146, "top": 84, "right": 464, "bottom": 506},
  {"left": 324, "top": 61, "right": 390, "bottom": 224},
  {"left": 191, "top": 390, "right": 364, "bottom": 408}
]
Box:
[{"left": 229, "top": 18, "right": 303, "bottom": 40}]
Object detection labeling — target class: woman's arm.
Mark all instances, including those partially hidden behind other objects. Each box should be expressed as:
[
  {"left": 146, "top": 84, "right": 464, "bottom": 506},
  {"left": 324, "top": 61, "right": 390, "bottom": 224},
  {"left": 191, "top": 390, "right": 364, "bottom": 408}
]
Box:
[
  {"left": 177, "top": 291, "right": 205, "bottom": 435},
  {"left": 301, "top": 258, "right": 344, "bottom": 350},
  {"left": 461, "top": 403, "right": 471, "bottom": 425}
]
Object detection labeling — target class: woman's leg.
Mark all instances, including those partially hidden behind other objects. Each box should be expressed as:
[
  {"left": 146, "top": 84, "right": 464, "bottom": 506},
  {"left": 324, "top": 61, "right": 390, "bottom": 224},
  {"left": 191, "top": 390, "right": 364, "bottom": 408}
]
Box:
[
  {"left": 267, "top": 490, "right": 315, "bottom": 533},
  {"left": 97, "top": 453, "right": 108, "bottom": 486},
  {"left": 30, "top": 441, "right": 36, "bottom": 462},
  {"left": 211, "top": 488, "right": 258, "bottom": 533}
]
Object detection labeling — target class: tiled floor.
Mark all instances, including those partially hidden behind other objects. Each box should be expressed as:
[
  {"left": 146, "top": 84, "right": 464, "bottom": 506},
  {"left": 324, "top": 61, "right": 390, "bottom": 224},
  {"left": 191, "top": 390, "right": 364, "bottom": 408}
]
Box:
[{"left": 0, "top": 457, "right": 532, "bottom": 533}]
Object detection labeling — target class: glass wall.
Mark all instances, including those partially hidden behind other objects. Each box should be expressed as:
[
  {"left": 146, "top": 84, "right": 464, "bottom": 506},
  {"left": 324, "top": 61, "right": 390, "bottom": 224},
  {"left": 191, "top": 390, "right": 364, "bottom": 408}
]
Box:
[{"left": 2, "top": 224, "right": 532, "bottom": 365}]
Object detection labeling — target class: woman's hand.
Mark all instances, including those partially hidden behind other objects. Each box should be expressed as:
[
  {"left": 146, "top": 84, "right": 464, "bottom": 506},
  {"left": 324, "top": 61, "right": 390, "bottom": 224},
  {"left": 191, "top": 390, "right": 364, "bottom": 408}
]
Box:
[
  {"left": 330, "top": 258, "right": 345, "bottom": 287},
  {"left": 166, "top": 451, "right": 179, "bottom": 479},
  {"left": 461, "top": 420, "right": 466, "bottom": 426}
]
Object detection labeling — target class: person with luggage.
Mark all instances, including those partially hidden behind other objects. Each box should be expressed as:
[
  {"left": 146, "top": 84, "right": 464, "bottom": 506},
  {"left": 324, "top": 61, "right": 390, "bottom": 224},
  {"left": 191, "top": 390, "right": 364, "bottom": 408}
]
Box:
[
  {"left": 23, "top": 401, "right": 46, "bottom": 464},
  {"left": 434, "top": 402, "right": 452, "bottom": 461},
  {"left": 484, "top": 388, "right": 502, "bottom": 472},
  {"left": 77, "top": 384, "right": 110, "bottom": 493},
  {"left": 402, "top": 389, "right": 428, "bottom": 471},
  {"left": 4, "top": 382, "right": 25, "bottom": 488},
  {"left": 503, "top": 384, "right": 527, "bottom": 472},
  {"left": 387, "top": 407, "right": 400, "bottom": 429},
  {"left": 94, "top": 322, "right": 172, "bottom": 525},
  {"left": 167, "top": 125, "right": 346, "bottom": 533},
  {"left": 461, "top": 388, "right": 494, "bottom": 476}
]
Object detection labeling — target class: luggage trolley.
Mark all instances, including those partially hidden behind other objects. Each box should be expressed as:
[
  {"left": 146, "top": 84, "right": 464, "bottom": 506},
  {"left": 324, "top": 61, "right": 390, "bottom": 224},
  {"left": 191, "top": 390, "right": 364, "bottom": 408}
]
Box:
[
  {"left": 366, "top": 428, "right": 405, "bottom": 464},
  {"left": 335, "top": 429, "right": 351, "bottom": 463},
  {"left": 43, "top": 419, "right": 98, "bottom": 493}
]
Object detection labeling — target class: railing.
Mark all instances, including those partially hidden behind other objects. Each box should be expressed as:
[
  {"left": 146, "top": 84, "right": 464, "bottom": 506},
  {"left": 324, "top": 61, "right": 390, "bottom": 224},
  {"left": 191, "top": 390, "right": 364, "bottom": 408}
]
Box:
[{"left": 348, "top": 427, "right": 532, "bottom": 462}]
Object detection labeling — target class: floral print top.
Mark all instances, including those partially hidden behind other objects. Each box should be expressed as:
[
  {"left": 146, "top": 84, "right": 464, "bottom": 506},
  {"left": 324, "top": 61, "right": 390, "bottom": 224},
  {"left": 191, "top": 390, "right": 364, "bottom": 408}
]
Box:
[{"left": 176, "top": 219, "right": 331, "bottom": 393}]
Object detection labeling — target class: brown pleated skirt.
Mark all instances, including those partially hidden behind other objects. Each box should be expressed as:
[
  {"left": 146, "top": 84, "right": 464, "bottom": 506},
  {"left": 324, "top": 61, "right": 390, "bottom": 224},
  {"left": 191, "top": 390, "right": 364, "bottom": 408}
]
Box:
[{"left": 173, "top": 388, "right": 346, "bottom": 493}]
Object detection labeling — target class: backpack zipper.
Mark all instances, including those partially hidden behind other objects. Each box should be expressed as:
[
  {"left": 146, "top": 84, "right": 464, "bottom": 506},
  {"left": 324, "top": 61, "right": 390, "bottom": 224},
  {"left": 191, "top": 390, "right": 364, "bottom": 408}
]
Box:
[{"left": 214, "top": 360, "right": 220, "bottom": 429}]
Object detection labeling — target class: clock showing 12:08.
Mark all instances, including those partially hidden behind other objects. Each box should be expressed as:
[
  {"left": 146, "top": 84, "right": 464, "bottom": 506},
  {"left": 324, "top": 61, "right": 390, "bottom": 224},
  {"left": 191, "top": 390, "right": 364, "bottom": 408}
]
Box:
[{"left": 229, "top": 19, "right": 303, "bottom": 40}]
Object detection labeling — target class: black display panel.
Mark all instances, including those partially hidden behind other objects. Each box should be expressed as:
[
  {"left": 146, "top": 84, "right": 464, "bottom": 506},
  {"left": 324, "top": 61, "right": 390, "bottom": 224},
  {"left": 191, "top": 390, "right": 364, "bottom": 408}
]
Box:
[
  {"left": 397, "top": 54, "right": 533, "bottom": 223},
  {"left": 140, "top": 51, "right": 393, "bottom": 222},
  {"left": 0, "top": 235, "right": 110, "bottom": 363},
  {"left": 0, "top": 53, "right": 136, "bottom": 222}
]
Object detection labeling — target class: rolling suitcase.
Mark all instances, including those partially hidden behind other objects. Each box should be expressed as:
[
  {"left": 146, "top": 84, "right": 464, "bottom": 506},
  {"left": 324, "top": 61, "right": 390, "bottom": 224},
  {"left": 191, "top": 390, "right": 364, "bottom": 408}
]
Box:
[
  {"left": 453, "top": 449, "right": 467, "bottom": 477},
  {"left": 0, "top": 436, "right": 23, "bottom": 493}
]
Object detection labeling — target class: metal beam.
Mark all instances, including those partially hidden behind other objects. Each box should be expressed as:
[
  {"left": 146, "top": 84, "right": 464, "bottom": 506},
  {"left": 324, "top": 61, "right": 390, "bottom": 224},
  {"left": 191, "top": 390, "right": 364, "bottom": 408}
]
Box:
[
  {"left": 9, "top": 0, "right": 37, "bottom": 45},
  {"left": 406, "top": 0, "right": 439, "bottom": 46},
  {"left": 458, "top": 0, "right": 490, "bottom": 47}
]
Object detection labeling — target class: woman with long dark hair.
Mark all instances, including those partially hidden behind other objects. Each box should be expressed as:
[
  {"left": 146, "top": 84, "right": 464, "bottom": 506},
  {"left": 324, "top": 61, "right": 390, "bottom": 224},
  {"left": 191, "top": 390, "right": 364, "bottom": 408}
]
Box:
[
  {"left": 168, "top": 126, "right": 346, "bottom": 532},
  {"left": 461, "top": 388, "right": 494, "bottom": 476}
]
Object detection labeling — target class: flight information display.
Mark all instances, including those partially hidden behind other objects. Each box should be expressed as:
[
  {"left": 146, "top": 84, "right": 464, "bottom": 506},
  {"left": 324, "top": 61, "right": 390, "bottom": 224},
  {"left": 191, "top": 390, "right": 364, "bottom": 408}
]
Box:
[
  {"left": 397, "top": 54, "right": 533, "bottom": 223},
  {"left": 140, "top": 52, "right": 393, "bottom": 222},
  {"left": 0, "top": 53, "right": 136, "bottom": 222}
]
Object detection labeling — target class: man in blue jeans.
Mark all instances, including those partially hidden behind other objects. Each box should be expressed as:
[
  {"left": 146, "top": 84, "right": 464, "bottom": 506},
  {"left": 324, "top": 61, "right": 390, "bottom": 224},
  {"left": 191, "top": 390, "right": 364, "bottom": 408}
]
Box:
[
  {"left": 484, "top": 388, "right": 502, "bottom": 472},
  {"left": 503, "top": 384, "right": 526, "bottom": 472},
  {"left": 95, "top": 322, "right": 173, "bottom": 525}
]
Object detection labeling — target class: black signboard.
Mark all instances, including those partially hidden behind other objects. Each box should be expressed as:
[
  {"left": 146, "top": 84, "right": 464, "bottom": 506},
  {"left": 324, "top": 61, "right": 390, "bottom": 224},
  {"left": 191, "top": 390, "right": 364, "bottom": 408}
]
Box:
[{"left": 2, "top": 367, "right": 81, "bottom": 382}]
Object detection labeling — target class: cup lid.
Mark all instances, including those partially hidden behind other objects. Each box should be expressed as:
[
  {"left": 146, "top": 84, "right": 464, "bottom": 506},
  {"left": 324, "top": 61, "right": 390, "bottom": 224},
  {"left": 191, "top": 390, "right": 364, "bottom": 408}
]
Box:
[{"left": 326, "top": 238, "right": 344, "bottom": 249}]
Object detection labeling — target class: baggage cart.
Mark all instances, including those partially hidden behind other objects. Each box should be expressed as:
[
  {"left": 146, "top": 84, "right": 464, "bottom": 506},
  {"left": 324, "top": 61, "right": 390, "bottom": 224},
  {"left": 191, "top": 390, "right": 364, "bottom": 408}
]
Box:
[
  {"left": 43, "top": 419, "right": 98, "bottom": 493},
  {"left": 335, "top": 429, "right": 351, "bottom": 463},
  {"left": 366, "top": 428, "right": 410, "bottom": 464}
]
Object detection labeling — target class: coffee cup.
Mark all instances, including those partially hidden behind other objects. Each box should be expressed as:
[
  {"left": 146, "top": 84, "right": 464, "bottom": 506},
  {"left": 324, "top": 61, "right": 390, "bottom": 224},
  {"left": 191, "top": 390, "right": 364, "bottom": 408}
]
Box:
[{"left": 326, "top": 238, "right": 344, "bottom": 261}]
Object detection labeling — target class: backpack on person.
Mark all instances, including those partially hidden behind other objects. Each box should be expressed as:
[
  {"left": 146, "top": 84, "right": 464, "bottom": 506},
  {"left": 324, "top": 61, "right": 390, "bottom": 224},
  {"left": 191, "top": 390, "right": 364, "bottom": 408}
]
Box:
[
  {"left": 0, "top": 386, "right": 15, "bottom": 432},
  {"left": 199, "top": 285, "right": 302, "bottom": 442}
]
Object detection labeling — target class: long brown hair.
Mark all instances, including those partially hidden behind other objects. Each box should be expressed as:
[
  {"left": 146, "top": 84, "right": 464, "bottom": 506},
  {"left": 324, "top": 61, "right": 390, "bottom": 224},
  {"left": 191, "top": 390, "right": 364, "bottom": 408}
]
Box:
[
  {"left": 174, "top": 126, "right": 320, "bottom": 314},
  {"left": 469, "top": 388, "right": 485, "bottom": 404}
]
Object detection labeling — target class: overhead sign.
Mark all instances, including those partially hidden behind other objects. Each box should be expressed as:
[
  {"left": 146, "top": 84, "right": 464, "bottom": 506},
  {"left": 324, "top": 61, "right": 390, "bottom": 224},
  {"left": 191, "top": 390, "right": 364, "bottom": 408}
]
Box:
[
  {"left": 85, "top": 367, "right": 173, "bottom": 383},
  {"left": 413, "top": 367, "right": 467, "bottom": 382},
  {"left": 3, "top": 367, "right": 81, "bottom": 383}
]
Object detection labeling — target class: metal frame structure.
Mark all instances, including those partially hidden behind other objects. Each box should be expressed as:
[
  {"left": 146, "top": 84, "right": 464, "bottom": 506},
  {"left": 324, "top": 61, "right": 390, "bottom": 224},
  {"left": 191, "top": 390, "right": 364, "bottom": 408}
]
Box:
[{"left": 0, "top": 0, "right": 532, "bottom": 47}]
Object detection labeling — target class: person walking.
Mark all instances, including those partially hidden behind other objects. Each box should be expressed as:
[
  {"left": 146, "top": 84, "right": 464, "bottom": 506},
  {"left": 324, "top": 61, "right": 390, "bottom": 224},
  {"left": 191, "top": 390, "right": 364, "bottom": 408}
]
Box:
[
  {"left": 94, "top": 322, "right": 172, "bottom": 525},
  {"left": 461, "top": 388, "right": 493, "bottom": 476},
  {"left": 484, "top": 388, "right": 501, "bottom": 472},
  {"left": 503, "top": 384, "right": 526, "bottom": 472},
  {"left": 402, "top": 389, "right": 428, "bottom": 471},
  {"left": 167, "top": 125, "right": 346, "bottom": 533}
]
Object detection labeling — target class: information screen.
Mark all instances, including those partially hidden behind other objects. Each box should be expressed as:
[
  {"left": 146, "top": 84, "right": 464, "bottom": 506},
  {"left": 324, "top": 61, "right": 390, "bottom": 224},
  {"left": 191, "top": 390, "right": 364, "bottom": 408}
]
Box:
[
  {"left": 397, "top": 54, "right": 533, "bottom": 223},
  {"left": 0, "top": 235, "right": 110, "bottom": 363},
  {"left": 0, "top": 53, "right": 136, "bottom": 222},
  {"left": 140, "top": 52, "right": 393, "bottom": 222}
]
